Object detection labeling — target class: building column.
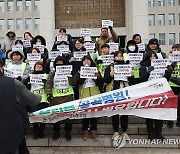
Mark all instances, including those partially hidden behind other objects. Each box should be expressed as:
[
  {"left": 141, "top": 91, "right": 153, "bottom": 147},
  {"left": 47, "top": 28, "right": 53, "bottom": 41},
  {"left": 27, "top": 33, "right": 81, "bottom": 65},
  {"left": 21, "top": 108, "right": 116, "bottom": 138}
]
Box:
[
  {"left": 40, "top": 0, "right": 55, "bottom": 50},
  {"left": 126, "top": 0, "right": 149, "bottom": 44}
]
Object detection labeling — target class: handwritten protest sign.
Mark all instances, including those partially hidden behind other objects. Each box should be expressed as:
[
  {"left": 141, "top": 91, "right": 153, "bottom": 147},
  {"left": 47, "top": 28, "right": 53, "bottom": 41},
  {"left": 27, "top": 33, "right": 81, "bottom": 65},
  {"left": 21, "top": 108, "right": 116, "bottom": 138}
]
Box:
[
  {"left": 100, "top": 55, "right": 114, "bottom": 65},
  {"left": 84, "top": 42, "right": 95, "bottom": 53},
  {"left": 56, "top": 65, "right": 72, "bottom": 77},
  {"left": 33, "top": 44, "right": 45, "bottom": 54},
  {"left": 57, "top": 35, "right": 68, "bottom": 42},
  {"left": 57, "top": 45, "right": 69, "bottom": 54},
  {"left": 48, "top": 51, "right": 62, "bottom": 61},
  {"left": 107, "top": 43, "right": 119, "bottom": 51},
  {"left": 137, "top": 43, "right": 146, "bottom": 52},
  {"left": 151, "top": 59, "right": 168, "bottom": 70},
  {"left": 169, "top": 53, "right": 180, "bottom": 62},
  {"left": 80, "top": 28, "right": 91, "bottom": 37},
  {"left": 102, "top": 20, "right": 113, "bottom": 28},
  {"left": 53, "top": 75, "right": 69, "bottom": 89},
  {"left": 12, "top": 45, "right": 23, "bottom": 52},
  {"left": 3, "top": 68, "right": 14, "bottom": 78},
  {"left": 80, "top": 66, "right": 97, "bottom": 79},
  {"left": 22, "top": 40, "right": 31, "bottom": 48},
  {"left": 73, "top": 51, "right": 87, "bottom": 61}
]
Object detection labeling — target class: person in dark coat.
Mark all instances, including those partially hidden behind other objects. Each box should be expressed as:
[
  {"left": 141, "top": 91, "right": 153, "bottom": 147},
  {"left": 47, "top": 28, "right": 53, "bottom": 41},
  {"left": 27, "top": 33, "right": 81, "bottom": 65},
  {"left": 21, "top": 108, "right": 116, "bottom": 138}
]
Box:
[{"left": 0, "top": 58, "right": 41, "bottom": 154}]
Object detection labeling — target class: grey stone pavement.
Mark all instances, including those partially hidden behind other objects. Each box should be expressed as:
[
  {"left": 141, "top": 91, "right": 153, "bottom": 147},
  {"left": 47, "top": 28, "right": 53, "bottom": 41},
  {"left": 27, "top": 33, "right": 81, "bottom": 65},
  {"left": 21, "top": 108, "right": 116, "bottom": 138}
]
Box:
[{"left": 29, "top": 147, "right": 180, "bottom": 154}]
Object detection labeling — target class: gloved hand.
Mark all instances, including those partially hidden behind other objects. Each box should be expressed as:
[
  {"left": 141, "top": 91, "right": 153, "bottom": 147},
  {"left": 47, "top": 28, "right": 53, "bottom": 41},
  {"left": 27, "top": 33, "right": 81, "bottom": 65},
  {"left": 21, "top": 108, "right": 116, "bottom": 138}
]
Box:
[
  {"left": 171, "top": 62, "right": 177, "bottom": 70},
  {"left": 55, "top": 41, "right": 60, "bottom": 45},
  {"left": 42, "top": 79, "right": 47, "bottom": 84},
  {"left": 69, "top": 57, "right": 77, "bottom": 62},
  {"left": 96, "top": 59, "right": 103, "bottom": 65},
  {"left": 95, "top": 72, "right": 101, "bottom": 78},
  {"left": 108, "top": 26, "right": 113, "bottom": 32},
  {"left": 47, "top": 94, "right": 52, "bottom": 103},
  {"left": 16, "top": 76, "right": 21, "bottom": 81},
  {"left": 126, "top": 60, "right": 130, "bottom": 64},
  {"left": 147, "top": 66, "right": 154, "bottom": 73}
]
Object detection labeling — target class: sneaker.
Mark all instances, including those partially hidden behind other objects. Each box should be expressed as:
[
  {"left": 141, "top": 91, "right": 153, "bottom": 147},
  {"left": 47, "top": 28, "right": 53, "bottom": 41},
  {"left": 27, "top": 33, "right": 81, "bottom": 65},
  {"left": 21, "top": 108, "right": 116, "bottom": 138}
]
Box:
[
  {"left": 65, "top": 131, "right": 71, "bottom": 141},
  {"left": 38, "top": 131, "right": 45, "bottom": 138},
  {"left": 148, "top": 133, "right": 155, "bottom": 141},
  {"left": 155, "top": 132, "right": 165, "bottom": 141},
  {"left": 83, "top": 130, "right": 88, "bottom": 140},
  {"left": 167, "top": 121, "right": 174, "bottom": 128},
  {"left": 122, "top": 132, "right": 130, "bottom": 141},
  {"left": 91, "top": 130, "right": 98, "bottom": 141},
  {"left": 52, "top": 131, "right": 60, "bottom": 140},
  {"left": 112, "top": 132, "right": 119, "bottom": 140}
]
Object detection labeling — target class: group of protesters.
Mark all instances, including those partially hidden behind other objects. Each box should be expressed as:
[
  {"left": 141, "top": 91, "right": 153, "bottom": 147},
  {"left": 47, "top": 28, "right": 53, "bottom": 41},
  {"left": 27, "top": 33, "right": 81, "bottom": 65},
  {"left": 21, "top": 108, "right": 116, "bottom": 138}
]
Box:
[{"left": 0, "top": 26, "right": 180, "bottom": 153}]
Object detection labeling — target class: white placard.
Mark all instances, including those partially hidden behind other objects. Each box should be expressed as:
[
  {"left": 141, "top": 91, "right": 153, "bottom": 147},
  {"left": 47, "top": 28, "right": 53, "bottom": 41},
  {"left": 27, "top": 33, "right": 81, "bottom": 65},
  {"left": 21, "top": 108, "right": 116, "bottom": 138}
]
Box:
[
  {"left": 107, "top": 43, "right": 119, "bottom": 51},
  {"left": 137, "top": 43, "right": 146, "bottom": 52},
  {"left": 114, "top": 65, "right": 132, "bottom": 78},
  {"left": 80, "top": 66, "right": 97, "bottom": 79},
  {"left": 84, "top": 42, "right": 95, "bottom": 53},
  {"left": 27, "top": 53, "right": 41, "bottom": 61},
  {"left": 3, "top": 68, "right": 14, "bottom": 78},
  {"left": 30, "top": 74, "right": 46, "bottom": 85},
  {"left": 22, "top": 40, "right": 31, "bottom": 48},
  {"left": 57, "top": 35, "right": 68, "bottom": 42},
  {"left": 8, "top": 65, "right": 24, "bottom": 78},
  {"left": 151, "top": 59, "right": 168, "bottom": 70},
  {"left": 169, "top": 53, "right": 180, "bottom": 62},
  {"left": 48, "top": 51, "right": 62, "bottom": 61},
  {"left": 56, "top": 65, "right": 72, "bottom": 77},
  {"left": 33, "top": 44, "right": 45, "bottom": 54},
  {"left": 149, "top": 70, "right": 165, "bottom": 80},
  {"left": 127, "top": 53, "right": 143, "bottom": 67},
  {"left": 100, "top": 55, "right": 114, "bottom": 65},
  {"left": 80, "top": 28, "right": 91, "bottom": 37},
  {"left": 53, "top": 76, "right": 69, "bottom": 89},
  {"left": 102, "top": 20, "right": 113, "bottom": 28},
  {"left": 73, "top": 51, "right": 87, "bottom": 61},
  {"left": 57, "top": 45, "right": 69, "bottom": 54},
  {"left": 12, "top": 45, "right": 23, "bottom": 52}
]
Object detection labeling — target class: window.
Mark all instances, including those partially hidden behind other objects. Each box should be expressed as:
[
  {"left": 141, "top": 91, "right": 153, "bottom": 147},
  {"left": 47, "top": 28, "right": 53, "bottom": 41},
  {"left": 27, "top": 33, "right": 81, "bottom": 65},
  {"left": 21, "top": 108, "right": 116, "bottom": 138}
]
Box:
[
  {"left": 158, "top": 0, "right": 165, "bottom": 6},
  {"left": 0, "top": 19, "right": 4, "bottom": 30},
  {"left": 158, "top": 14, "right": 165, "bottom": 26},
  {"left": 168, "top": 13, "right": 175, "bottom": 25},
  {"left": 149, "top": 33, "right": 155, "bottom": 39},
  {"left": 35, "top": 18, "right": 40, "bottom": 29},
  {"left": 7, "top": 19, "right": 13, "bottom": 30},
  {"left": 168, "top": 0, "right": 175, "bottom": 6},
  {"left": 16, "top": 0, "right": 22, "bottom": 11},
  {"left": 25, "top": 0, "right": 31, "bottom": 11},
  {"left": 148, "top": 0, "right": 155, "bottom": 7},
  {"left": 34, "top": 0, "right": 40, "bottom": 11},
  {"left": 0, "top": 0, "right": 4, "bottom": 12},
  {"left": 179, "top": 13, "right": 180, "bottom": 25},
  {"left": 159, "top": 33, "right": 165, "bottom": 45},
  {"left": 169, "top": 33, "right": 175, "bottom": 45},
  {"left": 7, "top": 0, "right": 13, "bottom": 12},
  {"left": 16, "top": 19, "right": 22, "bottom": 30},
  {"left": 25, "top": 18, "right": 31, "bottom": 29},
  {"left": 179, "top": 0, "right": 180, "bottom": 5},
  {"left": 149, "top": 14, "right": 155, "bottom": 26}
]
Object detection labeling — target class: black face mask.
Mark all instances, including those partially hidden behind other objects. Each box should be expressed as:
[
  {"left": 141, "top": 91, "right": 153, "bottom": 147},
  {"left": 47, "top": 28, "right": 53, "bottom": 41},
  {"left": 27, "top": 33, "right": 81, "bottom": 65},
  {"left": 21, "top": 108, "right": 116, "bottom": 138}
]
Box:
[
  {"left": 34, "top": 70, "right": 44, "bottom": 74},
  {"left": 114, "top": 60, "right": 125, "bottom": 64}
]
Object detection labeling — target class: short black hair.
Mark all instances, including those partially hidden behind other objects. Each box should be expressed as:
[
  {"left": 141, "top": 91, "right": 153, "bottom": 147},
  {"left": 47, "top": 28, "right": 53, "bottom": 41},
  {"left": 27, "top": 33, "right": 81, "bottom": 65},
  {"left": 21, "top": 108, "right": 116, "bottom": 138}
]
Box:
[
  {"left": 101, "top": 43, "right": 110, "bottom": 49},
  {"left": 101, "top": 27, "right": 108, "bottom": 31},
  {"left": 59, "top": 28, "right": 66, "bottom": 33},
  {"left": 75, "top": 38, "right": 84, "bottom": 44}
]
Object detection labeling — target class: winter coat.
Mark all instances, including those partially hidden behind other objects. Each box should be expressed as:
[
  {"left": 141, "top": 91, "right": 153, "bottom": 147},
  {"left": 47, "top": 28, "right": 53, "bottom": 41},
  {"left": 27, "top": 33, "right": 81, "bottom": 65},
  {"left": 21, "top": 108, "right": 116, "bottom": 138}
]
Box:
[
  {"left": 96, "top": 30, "right": 118, "bottom": 55},
  {"left": 0, "top": 72, "right": 41, "bottom": 153}
]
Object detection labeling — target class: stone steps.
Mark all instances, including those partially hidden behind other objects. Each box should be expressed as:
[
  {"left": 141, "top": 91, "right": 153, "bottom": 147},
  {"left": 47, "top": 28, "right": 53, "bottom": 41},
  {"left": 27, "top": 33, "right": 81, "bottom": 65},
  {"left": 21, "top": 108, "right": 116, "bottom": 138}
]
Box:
[{"left": 26, "top": 135, "right": 180, "bottom": 149}]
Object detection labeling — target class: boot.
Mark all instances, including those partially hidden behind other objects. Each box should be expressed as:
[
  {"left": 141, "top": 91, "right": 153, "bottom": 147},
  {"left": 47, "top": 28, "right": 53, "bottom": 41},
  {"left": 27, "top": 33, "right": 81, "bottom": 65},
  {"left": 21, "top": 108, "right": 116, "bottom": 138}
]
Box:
[
  {"left": 148, "top": 132, "right": 155, "bottom": 141},
  {"left": 65, "top": 131, "right": 71, "bottom": 141},
  {"left": 155, "top": 131, "right": 165, "bottom": 141},
  {"left": 91, "top": 130, "right": 97, "bottom": 141},
  {"left": 38, "top": 124, "right": 45, "bottom": 138},
  {"left": 167, "top": 121, "right": 174, "bottom": 128},
  {"left": 52, "top": 131, "right": 60, "bottom": 140},
  {"left": 33, "top": 123, "right": 39, "bottom": 139},
  {"left": 176, "top": 116, "right": 180, "bottom": 127},
  {"left": 83, "top": 130, "right": 88, "bottom": 140}
]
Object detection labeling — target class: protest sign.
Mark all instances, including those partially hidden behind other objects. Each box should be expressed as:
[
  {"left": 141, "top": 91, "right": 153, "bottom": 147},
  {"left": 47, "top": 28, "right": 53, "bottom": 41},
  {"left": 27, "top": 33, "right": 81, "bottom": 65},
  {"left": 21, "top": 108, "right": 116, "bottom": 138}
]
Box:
[
  {"left": 102, "top": 20, "right": 113, "bottom": 28},
  {"left": 80, "top": 28, "right": 91, "bottom": 37},
  {"left": 114, "top": 65, "right": 132, "bottom": 80},
  {"left": 151, "top": 59, "right": 168, "bottom": 70},
  {"left": 73, "top": 51, "right": 87, "bottom": 61},
  {"left": 33, "top": 44, "right": 45, "bottom": 54},
  {"left": 56, "top": 65, "right": 72, "bottom": 77},
  {"left": 100, "top": 55, "right": 114, "bottom": 65},
  {"left": 127, "top": 53, "right": 143, "bottom": 67},
  {"left": 57, "top": 45, "right": 69, "bottom": 54},
  {"left": 48, "top": 51, "right": 62, "bottom": 61},
  {"left": 22, "top": 40, "right": 31, "bottom": 48},
  {"left": 80, "top": 66, "right": 97, "bottom": 79}
]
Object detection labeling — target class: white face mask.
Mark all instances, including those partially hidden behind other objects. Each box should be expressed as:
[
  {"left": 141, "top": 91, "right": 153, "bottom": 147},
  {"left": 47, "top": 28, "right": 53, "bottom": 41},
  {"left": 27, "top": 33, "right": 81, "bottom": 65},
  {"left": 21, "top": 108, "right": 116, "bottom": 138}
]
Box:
[{"left": 128, "top": 46, "right": 136, "bottom": 52}]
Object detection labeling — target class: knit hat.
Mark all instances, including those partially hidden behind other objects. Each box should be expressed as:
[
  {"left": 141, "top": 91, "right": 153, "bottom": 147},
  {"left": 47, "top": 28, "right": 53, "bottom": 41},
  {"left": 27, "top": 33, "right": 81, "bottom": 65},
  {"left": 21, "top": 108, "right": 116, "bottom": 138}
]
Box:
[{"left": 148, "top": 38, "right": 159, "bottom": 45}]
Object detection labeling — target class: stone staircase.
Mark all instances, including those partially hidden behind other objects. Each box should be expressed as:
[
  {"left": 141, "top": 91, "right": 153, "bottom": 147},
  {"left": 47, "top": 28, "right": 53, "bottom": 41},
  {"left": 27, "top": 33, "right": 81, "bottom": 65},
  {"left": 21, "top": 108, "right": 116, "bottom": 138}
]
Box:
[{"left": 26, "top": 116, "right": 180, "bottom": 149}]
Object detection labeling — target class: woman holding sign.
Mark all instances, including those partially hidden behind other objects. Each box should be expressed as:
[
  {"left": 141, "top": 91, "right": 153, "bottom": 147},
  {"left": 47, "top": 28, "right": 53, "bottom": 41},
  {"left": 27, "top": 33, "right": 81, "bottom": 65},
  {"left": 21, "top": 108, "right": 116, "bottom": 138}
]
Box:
[
  {"left": 104, "top": 51, "right": 131, "bottom": 142},
  {"left": 77, "top": 55, "right": 102, "bottom": 140}
]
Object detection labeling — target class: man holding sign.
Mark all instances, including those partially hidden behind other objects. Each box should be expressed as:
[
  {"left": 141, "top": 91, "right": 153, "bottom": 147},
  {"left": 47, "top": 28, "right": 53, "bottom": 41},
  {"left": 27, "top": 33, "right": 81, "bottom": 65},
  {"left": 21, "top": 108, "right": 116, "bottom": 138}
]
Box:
[{"left": 96, "top": 25, "right": 118, "bottom": 55}]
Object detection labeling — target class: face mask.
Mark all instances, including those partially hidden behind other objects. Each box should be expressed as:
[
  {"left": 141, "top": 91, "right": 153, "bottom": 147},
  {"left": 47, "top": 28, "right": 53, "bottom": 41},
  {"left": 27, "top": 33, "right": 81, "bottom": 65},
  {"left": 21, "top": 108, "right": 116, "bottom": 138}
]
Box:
[
  {"left": 128, "top": 46, "right": 136, "bottom": 52},
  {"left": 85, "top": 64, "right": 89, "bottom": 67},
  {"left": 34, "top": 70, "right": 44, "bottom": 74}
]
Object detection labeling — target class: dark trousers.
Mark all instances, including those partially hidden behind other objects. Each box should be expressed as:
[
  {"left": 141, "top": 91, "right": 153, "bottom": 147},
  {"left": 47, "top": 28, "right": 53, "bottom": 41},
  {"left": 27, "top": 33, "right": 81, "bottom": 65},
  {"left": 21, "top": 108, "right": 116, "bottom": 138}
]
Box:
[
  {"left": 33, "top": 123, "right": 46, "bottom": 135},
  {"left": 146, "top": 118, "right": 163, "bottom": 135},
  {"left": 18, "top": 136, "right": 29, "bottom": 154},
  {"left": 82, "top": 118, "right": 97, "bottom": 131},
  {"left": 53, "top": 119, "right": 72, "bottom": 132},
  {"left": 112, "top": 115, "right": 128, "bottom": 132}
]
